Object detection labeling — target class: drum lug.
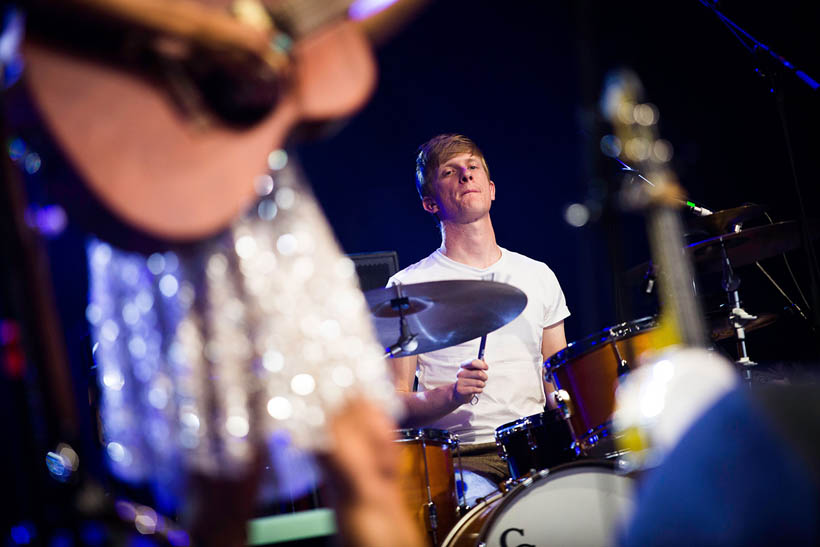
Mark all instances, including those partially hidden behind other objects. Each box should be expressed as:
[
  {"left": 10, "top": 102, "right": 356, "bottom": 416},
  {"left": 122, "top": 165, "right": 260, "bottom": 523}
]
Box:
[
  {"left": 552, "top": 389, "right": 573, "bottom": 420},
  {"left": 496, "top": 440, "right": 508, "bottom": 462},
  {"left": 527, "top": 425, "right": 537, "bottom": 451},
  {"left": 425, "top": 501, "right": 439, "bottom": 533}
]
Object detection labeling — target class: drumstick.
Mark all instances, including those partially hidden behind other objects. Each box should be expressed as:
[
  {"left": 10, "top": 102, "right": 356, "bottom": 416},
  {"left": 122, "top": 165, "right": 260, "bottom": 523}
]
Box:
[{"left": 470, "top": 334, "right": 487, "bottom": 405}]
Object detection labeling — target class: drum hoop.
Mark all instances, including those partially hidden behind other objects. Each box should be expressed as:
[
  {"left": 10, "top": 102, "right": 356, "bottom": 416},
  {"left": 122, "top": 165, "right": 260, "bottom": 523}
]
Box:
[
  {"left": 474, "top": 459, "right": 623, "bottom": 543},
  {"left": 544, "top": 316, "right": 657, "bottom": 372},
  {"left": 393, "top": 428, "right": 455, "bottom": 445},
  {"left": 440, "top": 491, "right": 504, "bottom": 546},
  {"left": 494, "top": 409, "right": 564, "bottom": 439}
]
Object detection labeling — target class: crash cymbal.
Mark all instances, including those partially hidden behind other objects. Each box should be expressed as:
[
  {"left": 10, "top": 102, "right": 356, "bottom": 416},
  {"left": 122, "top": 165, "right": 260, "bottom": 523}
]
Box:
[
  {"left": 625, "top": 220, "right": 817, "bottom": 282},
  {"left": 690, "top": 220, "right": 815, "bottom": 273},
  {"left": 708, "top": 312, "right": 779, "bottom": 341},
  {"left": 364, "top": 280, "right": 528, "bottom": 357},
  {"left": 685, "top": 204, "right": 766, "bottom": 236}
]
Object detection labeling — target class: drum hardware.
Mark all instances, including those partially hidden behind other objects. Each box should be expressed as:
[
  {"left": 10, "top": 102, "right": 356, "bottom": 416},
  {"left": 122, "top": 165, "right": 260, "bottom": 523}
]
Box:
[
  {"left": 383, "top": 283, "right": 420, "bottom": 357},
  {"left": 395, "top": 428, "right": 459, "bottom": 546},
  {"left": 364, "top": 280, "right": 527, "bottom": 357},
  {"left": 717, "top": 237, "right": 758, "bottom": 385},
  {"left": 552, "top": 388, "right": 572, "bottom": 421},
  {"left": 418, "top": 434, "right": 440, "bottom": 545},
  {"left": 708, "top": 310, "right": 778, "bottom": 341},
  {"left": 626, "top": 220, "right": 819, "bottom": 282},
  {"left": 452, "top": 434, "right": 468, "bottom": 516},
  {"left": 608, "top": 327, "right": 633, "bottom": 378},
  {"left": 684, "top": 204, "right": 766, "bottom": 237},
  {"left": 624, "top": 219, "right": 820, "bottom": 381}
]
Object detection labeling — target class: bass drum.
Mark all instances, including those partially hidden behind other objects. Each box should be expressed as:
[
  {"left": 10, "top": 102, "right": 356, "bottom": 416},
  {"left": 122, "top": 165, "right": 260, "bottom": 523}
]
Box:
[{"left": 441, "top": 460, "right": 635, "bottom": 547}]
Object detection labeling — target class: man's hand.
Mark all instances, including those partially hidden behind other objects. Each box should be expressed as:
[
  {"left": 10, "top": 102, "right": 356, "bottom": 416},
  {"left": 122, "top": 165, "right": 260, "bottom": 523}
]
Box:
[{"left": 452, "top": 359, "right": 489, "bottom": 405}]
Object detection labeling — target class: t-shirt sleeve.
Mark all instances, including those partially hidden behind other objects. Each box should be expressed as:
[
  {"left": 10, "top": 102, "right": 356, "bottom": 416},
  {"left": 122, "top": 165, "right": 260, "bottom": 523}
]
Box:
[{"left": 541, "top": 265, "right": 570, "bottom": 328}]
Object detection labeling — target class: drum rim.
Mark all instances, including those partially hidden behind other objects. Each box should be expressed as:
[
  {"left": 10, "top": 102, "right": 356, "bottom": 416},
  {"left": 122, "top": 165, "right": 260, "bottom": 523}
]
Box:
[
  {"left": 494, "top": 409, "right": 565, "bottom": 439},
  {"left": 439, "top": 491, "right": 504, "bottom": 547},
  {"left": 474, "top": 459, "right": 626, "bottom": 543},
  {"left": 393, "top": 427, "right": 455, "bottom": 444},
  {"left": 544, "top": 315, "right": 657, "bottom": 372}
]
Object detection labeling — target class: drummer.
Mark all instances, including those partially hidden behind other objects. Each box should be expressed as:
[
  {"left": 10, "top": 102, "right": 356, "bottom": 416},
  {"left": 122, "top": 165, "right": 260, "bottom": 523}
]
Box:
[{"left": 389, "top": 134, "right": 570, "bottom": 484}]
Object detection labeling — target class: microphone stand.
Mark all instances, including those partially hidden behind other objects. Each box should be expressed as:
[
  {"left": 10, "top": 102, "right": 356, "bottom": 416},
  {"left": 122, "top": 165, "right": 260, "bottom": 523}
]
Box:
[
  {"left": 697, "top": 1, "right": 819, "bottom": 93},
  {"left": 698, "top": 0, "right": 820, "bottom": 336}
]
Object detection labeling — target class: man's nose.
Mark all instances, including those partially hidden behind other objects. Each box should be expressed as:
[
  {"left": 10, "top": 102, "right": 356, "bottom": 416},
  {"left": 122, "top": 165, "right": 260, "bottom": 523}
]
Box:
[{"left": 459, "top": 168, "right": 473, "bottom": 182}]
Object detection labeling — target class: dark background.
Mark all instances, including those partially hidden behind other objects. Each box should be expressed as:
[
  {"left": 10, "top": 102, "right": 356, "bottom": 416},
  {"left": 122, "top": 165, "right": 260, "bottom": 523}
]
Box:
[
  {"left": 298, "top": 0, "right": 820, "bottom": 361},
  {"left": 2, "top": 0, "right": 819, "bottom": 542}
]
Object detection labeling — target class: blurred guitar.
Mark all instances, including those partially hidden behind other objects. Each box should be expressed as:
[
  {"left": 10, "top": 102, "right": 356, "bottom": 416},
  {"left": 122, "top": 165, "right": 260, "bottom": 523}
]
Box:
[
  {"left": 23, "top": 0, "right": 424, "bottom": 241},
  {"left": 602, "top": 71, "right": 739, "bottom": 468},
  {"left": 601, "top": 69, "right": 708, "bottom": 354}
]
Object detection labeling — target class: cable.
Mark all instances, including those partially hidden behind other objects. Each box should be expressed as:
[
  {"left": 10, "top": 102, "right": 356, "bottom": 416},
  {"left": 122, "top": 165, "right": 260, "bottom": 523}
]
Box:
[
  {"left": 755, "top": 261, "right": 808, "bottom": 321},
  {"left": 763, "top": 212, "right": 812, "bottom": 312}
]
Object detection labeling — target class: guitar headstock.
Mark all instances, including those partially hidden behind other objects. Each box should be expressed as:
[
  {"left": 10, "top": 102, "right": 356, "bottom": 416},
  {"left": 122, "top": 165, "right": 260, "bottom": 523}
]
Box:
[{"left": 600, "top": 69, "right": 686, "bottom": 211}]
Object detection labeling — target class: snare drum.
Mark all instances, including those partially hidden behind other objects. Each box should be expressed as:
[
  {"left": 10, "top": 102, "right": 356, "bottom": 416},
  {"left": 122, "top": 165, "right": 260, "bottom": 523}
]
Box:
[
  {"left": 495, "top": 409, "right": 577, "bottom": 479},
  {"left": 545, "top": 317, "right": 656, "bottom": 452},
  {"left": 441, "top": 460, "right": 635, "bottom": 547},
  {"left": 395, "top": 429, "right": 459, "bottom": 546}
]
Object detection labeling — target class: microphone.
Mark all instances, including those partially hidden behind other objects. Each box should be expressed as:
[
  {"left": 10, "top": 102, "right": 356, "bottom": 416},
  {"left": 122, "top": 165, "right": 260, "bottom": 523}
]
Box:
[
  {"left": 617, "top": 160, "right": 714, "bottom": 217},
  {"left": 683, "top": 201, "right": 714, "bottom": 217}
]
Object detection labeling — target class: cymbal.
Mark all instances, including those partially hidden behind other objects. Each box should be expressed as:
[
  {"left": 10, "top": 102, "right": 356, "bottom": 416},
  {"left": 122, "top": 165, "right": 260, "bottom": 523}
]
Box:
[
  {"left": 691, "top": 220, "right": 814, "bottom": 273},
  {"left": 626, "top": 220, "right": 816, "bottom": 281},
  {"left": 364, "top": 280, "right": 528, "bottom": 357},
  {"left": 685, "top": 204, "right": 766, "bottom": 236},
  {"left": 709, "top": 312, "right": 779, "bottom": 341}
]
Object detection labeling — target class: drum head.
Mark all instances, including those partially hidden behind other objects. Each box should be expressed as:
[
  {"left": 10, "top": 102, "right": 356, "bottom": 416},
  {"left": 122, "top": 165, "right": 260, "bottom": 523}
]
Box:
[{"left": 480, "top": 461, "right": 634, "bottom": 547}]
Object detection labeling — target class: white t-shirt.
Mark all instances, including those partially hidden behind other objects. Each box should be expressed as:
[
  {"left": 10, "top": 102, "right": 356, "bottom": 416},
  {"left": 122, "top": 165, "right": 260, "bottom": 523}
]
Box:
[{"left": 388, "top": 247, "right": 570, "bottom": 444}]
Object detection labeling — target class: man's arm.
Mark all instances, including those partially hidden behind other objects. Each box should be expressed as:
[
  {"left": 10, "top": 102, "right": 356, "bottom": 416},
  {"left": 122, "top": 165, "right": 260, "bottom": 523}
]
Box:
[
  {"left": 541, "top": 320, "right": 567, "bottom": 409},
  {"left": 390, "top": 355, "right": 488, "bottom": 427}
]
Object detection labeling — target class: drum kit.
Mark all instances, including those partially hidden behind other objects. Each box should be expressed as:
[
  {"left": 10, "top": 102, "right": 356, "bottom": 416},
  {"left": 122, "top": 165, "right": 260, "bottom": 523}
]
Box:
[
  {"left": 366, "top": 281, "right": 637, "bottom": 546},
  {"left": 362, "top": 204, "right": 814, "bottom": 546}
]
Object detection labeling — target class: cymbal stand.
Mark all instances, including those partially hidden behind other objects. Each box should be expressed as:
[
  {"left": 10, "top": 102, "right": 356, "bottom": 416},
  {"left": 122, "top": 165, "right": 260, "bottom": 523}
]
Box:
[
  {"left": 383, "top": 283, "right": 418, "bottom": 358},
  {"left": 719, "top": 236, "right": 757, "bottom": 386}
]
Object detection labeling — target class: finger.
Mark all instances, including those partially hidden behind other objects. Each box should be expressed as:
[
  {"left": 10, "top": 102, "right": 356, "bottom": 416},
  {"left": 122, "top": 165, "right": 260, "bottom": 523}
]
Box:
[
  {"left": 456, "top": 369, "right": 488, "bottom": 381},
  {"left": 460, "top": 359, "right": 489, "bottom": 370}
]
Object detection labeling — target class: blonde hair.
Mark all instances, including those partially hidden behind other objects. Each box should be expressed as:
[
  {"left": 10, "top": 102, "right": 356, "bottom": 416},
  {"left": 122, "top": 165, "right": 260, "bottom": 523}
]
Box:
[{"left": 415, "top": 134, "right": 490, "bottom": 199}]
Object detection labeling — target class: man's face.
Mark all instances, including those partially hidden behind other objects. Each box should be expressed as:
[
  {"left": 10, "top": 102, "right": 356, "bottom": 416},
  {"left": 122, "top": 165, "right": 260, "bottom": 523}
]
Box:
[{"left": 423, "top": 153, "right": 495, "bottom": 225}]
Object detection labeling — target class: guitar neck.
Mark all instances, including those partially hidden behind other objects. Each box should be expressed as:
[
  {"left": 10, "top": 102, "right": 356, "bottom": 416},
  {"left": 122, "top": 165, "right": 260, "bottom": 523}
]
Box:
[{"left": 648, "top": 205, "right": 708, "bottom": 349}]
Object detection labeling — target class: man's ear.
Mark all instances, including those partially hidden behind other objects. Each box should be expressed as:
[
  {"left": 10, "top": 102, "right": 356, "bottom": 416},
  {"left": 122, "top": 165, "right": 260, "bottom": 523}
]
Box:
[
  {"left": 422, "top": 196, "right": 439, "bottom": 213},
  {"left": 489, "top": 180, "right": 496, "bottom": 201}
]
